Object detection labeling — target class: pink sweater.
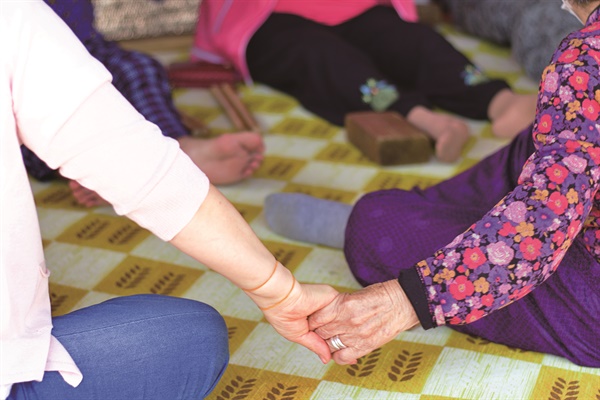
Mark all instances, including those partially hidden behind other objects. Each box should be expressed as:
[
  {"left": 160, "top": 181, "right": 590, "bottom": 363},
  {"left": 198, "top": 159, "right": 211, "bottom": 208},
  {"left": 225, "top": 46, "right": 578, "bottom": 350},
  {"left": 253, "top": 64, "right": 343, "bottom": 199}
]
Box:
[
  {"left": 273, "top": 0, "right": 380, "bottom": 26},
  {"left": 192, "top": 0, "right": 418, "bottom": 84},
  {"left": 1, "top": 3, "right": 209, "bottom": 396}
]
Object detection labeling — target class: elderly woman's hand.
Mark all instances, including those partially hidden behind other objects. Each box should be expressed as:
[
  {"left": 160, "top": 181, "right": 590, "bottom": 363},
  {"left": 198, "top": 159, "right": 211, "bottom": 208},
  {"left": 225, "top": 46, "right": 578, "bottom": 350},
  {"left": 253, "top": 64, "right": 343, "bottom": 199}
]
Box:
[{"left": 308, "top": 280, "right": 420, "bottom": 365}]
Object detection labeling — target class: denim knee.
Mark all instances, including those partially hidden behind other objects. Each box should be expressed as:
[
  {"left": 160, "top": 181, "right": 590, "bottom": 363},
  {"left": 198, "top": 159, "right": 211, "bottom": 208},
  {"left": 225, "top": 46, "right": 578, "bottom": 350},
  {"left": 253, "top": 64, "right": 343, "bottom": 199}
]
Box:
[
  {"left": 48, "top": 294, "right": 230, "bottom": 399},
  {"left": 123, "top": 295, "right": 230, "bottom": 397}
]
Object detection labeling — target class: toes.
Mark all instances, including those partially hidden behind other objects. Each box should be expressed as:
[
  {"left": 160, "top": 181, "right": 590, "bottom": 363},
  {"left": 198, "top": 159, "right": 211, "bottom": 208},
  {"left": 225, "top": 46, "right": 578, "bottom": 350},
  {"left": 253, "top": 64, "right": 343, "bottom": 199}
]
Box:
[{"left": 434, "top": 125, "right": 469, "bottom": 163}]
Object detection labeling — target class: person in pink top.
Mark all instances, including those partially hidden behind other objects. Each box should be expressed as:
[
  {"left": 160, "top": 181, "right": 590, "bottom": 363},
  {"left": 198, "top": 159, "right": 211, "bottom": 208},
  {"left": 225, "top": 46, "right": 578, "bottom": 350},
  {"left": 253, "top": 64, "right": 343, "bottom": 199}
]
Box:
[
  {"left": 193, "top": 0, "right": 537, "bottom": 163},
  {"left": 1, "top": 3, "right": 338, "bottom": 399}
]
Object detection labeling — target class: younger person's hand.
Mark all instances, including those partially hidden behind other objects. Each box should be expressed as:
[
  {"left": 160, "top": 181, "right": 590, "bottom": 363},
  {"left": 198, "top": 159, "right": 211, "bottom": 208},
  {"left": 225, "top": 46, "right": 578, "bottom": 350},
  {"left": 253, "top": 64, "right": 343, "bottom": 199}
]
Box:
[
  {"left": 259, "top": 281, "right": 339, "bottom": 364},
  {"left": 242, "top": 263, "right": 338, "bottom": 364}
]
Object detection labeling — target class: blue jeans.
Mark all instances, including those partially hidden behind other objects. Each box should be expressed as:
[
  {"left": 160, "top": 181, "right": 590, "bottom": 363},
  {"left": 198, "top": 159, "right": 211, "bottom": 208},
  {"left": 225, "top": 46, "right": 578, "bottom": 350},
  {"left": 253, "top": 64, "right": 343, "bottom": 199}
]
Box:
[{"left": 9, "top": 295, "right": 229, "bottom": 400}]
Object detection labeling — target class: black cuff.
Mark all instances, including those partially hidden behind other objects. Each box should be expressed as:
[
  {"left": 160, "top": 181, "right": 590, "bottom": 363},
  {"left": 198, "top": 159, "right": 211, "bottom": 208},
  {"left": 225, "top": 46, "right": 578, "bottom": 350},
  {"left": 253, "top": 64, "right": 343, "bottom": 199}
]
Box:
[{"left": 398, "top": 267, "right": 435, "bottom": 330}]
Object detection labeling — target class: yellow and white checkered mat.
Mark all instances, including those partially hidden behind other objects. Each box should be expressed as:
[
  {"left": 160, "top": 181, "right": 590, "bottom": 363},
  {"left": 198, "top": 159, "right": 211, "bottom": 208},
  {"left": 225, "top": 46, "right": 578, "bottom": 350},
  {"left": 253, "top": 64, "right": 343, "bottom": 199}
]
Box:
[{"left": 35, "top": 25, "right": 599, "bottom": 399}]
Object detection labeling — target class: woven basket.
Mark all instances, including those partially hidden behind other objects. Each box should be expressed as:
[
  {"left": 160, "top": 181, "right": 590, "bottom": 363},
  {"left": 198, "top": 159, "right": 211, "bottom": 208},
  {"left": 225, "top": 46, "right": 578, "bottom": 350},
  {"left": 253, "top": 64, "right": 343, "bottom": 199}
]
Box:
[{"left": 92, "top": 0, "right": 199, "bottom": 41}]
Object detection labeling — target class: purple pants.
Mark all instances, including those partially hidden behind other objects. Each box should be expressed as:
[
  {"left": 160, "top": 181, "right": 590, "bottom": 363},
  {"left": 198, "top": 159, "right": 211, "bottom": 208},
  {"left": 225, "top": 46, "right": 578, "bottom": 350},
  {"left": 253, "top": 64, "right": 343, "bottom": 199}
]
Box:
[{"left": 345, "top": 127, "right": 600, "bottom": 367}]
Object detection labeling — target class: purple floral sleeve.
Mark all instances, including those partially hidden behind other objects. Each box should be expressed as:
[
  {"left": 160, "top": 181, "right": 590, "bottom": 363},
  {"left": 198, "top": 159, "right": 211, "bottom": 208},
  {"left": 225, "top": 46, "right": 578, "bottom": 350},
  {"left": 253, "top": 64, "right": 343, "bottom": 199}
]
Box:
[{"left": 416, "top": 11, "right": 600, "bottom": 327}]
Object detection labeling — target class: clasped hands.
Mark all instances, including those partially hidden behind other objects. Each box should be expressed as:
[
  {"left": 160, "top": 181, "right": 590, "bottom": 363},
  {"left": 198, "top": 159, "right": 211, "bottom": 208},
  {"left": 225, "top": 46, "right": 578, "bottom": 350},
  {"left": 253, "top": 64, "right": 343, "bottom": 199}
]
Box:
[
  {"left": 259, "top": 278, "right": 419, "bottom": 365},
  {"left": 309, "top": 280, "right": 420, "bottom": 365}
]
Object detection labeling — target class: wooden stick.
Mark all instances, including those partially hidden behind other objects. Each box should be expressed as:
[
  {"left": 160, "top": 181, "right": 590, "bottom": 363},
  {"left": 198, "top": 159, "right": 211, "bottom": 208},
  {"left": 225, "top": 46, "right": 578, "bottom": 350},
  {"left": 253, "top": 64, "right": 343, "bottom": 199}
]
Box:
[
  {"left": 219, "top": 83, "right": 261, "bottom": 133},
  {"left": 179, "top": 110, "right": 211, "bottom": 137},
  {"left": 209, "top": 84, "right": 246, "bottom": 131}
]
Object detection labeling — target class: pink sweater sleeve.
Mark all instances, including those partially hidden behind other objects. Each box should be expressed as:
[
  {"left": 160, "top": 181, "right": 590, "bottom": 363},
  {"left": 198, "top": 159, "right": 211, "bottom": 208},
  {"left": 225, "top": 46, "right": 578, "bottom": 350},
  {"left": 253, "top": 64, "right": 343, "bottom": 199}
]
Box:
[
  {"left": 36, "top": 83, "right": 210, "bottom": 241},
  {"left": 10, "top": 3, "right": 209, "bottom": 241}
]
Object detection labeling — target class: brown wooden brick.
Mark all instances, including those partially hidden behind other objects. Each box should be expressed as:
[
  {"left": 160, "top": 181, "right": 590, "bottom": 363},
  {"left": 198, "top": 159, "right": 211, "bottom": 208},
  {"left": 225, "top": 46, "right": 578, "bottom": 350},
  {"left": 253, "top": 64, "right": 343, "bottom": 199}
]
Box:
[{"left": 345, "top": 111, "right": 433, "bottom": 165}]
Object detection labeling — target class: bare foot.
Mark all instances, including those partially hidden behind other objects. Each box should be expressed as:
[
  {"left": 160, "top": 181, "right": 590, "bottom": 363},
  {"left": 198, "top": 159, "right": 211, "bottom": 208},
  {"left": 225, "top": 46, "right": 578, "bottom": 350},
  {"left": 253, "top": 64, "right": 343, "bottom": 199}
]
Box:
[
  {"left": 488, "top": 89, "right": 537, "bottom": 139},
  {"left": 407, "top": 106, "right": 470, "bottom": 163},
  {"left": 178, "top": 132, "right": 265, "bottom": 185},
  {"left": 69, "top": 180, "right": 109, "bottom": 207}
]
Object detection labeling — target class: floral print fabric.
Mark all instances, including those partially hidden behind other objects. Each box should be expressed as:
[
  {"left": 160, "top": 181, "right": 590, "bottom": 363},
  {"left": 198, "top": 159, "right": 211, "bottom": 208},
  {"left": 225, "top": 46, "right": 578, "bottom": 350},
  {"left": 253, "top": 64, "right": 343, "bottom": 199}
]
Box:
[{"left": 416, "top": 7, "right": 600, "bottom": 327}]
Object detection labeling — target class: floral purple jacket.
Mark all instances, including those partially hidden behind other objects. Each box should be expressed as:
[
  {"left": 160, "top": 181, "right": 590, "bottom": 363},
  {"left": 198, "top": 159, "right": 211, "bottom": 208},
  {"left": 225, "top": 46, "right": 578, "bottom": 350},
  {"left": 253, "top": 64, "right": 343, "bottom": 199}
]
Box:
[{"left": 417, "top": 7, "right": 600, "bottom": 327}]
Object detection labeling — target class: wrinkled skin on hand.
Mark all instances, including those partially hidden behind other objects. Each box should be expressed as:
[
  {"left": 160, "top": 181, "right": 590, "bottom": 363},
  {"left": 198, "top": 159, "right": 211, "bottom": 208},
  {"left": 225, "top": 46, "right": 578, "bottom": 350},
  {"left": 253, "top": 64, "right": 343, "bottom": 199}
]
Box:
[{"left": 308, "top": 280, "right": 420, "bottom": 365}]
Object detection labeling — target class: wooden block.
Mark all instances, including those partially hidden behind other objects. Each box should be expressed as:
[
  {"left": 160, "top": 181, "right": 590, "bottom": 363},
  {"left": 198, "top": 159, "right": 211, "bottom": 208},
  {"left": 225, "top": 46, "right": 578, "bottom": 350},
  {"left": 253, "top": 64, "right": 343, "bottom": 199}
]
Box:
[{"left": 345, "top": 111, "right": 433, "bottom": 165}]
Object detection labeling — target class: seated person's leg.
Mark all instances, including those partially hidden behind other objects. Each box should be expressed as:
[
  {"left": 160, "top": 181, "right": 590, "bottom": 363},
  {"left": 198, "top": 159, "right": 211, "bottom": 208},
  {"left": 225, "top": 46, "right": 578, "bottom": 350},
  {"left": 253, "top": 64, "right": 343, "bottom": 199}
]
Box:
[
  {"left": 9, "top": 295, "right": 229, "bottom": 400},
  {"left": 247, "top": 12, "right": 466, "bottom": 162},
  {"left": 86, "top": 40, "right": 189, "bottom": 139},
  {"left": 342, "top": 6, "right": 535, "bottom": 140},
  {"left": 335, "top": 6, "right": 470, "bottom": 161}
]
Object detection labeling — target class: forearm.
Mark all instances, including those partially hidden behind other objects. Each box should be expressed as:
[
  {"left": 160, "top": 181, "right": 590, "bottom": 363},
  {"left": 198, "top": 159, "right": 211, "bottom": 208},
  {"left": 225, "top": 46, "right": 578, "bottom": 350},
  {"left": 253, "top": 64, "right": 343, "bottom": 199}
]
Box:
[{"left": 170, "top": 185, "right": 294, "bottom": 306}]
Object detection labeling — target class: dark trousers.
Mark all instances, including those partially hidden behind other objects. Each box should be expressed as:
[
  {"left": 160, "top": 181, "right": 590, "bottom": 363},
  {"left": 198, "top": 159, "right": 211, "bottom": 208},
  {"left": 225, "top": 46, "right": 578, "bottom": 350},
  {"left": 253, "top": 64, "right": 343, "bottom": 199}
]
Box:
[{"left": 246, "top": 6, "right": 509, "bottom": 126}]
